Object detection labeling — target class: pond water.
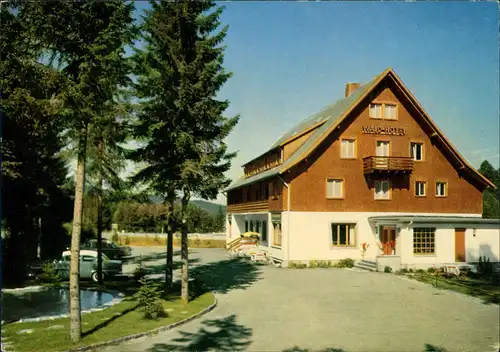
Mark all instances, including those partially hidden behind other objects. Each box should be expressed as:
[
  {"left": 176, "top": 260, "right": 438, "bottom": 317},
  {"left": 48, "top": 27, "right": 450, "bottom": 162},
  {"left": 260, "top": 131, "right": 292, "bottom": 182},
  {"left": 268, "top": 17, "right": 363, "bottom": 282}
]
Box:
[{"left": 1, "top": 286, "right": 115, "bottom": 323}]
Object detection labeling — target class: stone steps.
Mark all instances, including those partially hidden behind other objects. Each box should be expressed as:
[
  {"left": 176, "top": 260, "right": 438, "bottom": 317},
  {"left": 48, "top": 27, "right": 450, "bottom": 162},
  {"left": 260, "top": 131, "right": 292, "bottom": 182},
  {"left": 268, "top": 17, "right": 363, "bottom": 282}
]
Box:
[{"left": 353, "top": 260, "right": 377, "bottom": 272}]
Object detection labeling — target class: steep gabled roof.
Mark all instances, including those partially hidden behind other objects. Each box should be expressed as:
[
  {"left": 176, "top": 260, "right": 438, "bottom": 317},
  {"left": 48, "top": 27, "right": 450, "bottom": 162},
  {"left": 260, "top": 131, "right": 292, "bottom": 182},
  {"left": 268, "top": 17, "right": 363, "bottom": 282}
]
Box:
[{"left": 225, "top": 68, "right": 495, "bottom": 192}]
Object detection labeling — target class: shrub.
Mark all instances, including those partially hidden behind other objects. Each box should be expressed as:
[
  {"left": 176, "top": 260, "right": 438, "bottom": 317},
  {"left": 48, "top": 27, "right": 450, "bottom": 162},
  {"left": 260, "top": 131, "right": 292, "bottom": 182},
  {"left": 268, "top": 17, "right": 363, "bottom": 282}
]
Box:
[
  {"left": 134, "top": 278, "right": 168, "bottom": 320},
  {"left": 336, "top": 258, "right": 355, "bottom": 268},
  {"left": 288, "top": 261, "right": 307, "bottom": 269},
  {"left": 133, "top": 263, "right": 148, "bottom": 281},
  {"left": 416, "top": 269, "right": 425, "bottom": 274},
  {"left": 427, "top": 267, "right": 436, "bottom": 274},
  {"left": 38, "top": 261, "right": 61, "bottom": 283},
  {"left": 408, "top": 268, "right": 414, "bottom": 273},
  {"left": 384, "top": 266, "right": 392, "bottom": 273},
  {"left": 309, "top": 260, "right": 318, "bottom": 268},
  {"left": 478, "top": 256, "right": 493, "bottom": 278},
  {"left": 111, "top": 231, "right": 119, "bottom": 244},
  {"left": 401, "top": 268, "right": 409, "bottom": 273}
]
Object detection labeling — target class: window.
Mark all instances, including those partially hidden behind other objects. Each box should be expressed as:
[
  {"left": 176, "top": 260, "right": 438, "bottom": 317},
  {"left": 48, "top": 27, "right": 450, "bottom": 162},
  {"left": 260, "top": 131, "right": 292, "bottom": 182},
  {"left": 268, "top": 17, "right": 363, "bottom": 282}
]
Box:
[
  {"left": 341, "top": 139, "right": 356, "bottom": 159},
  {"left": 245, "top": 221, "right": 249, "bottom": 233},
  {"left": 384, "top": 104, "right": 397, "bottom": 120},
  {"left": 326, "top": 179, "right": 343, "bottom": 198},
  {"left": 269, "top": 181, "right": 275, "bottom": 199},
  {"left": 413, "top": 227, "right": 435, "bottom": 255},
  {"left": 261, "top": 220, "right": 267, "bottom": 242},
  {"left": 436, "top": 182, "right": 447, "bottom": 197},
  {"left": 81, "top": 255, "right": 95, "bottom": 262},
  {"left": 415, "top": 181, "right": 426, "bottom": 197},
  {"left": 331, "top": 223, "right": 356, "bottom": 246},
  {"left": 369, "top": 103, "right": 382, "bottom": 119},
  {"left": 374, "top": 180, "right": 390, "bottom": 200},
  {"left": 249, "top": 220, "right": 254, "bottom": 232},
  {"left": 411, "top": 142, "right": 423, "bottom": 161},
  {"left": 255, "top": 220, "right": 260, "bottom": 234},
  {"left": 271, "top": 213, "right": 282, "bottom": 246}
]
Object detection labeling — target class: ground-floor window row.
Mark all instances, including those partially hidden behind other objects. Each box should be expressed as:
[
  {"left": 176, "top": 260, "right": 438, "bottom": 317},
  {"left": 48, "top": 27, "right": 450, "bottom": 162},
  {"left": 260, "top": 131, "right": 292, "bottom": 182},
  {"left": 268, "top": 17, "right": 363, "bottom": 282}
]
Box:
[{"left": 243, "top": 217, "right": 282, "bottom": 247}]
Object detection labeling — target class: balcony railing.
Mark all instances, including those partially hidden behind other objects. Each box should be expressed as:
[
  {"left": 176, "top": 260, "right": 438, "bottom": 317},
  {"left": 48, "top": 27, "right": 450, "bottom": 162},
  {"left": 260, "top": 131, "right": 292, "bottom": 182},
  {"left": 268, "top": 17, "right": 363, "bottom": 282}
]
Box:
[
  {"left": 227, "top": 200, "right": 268, "bottom": 213},
  {"left": 363, "top": 156, "right": 414, "bottom": 175}
]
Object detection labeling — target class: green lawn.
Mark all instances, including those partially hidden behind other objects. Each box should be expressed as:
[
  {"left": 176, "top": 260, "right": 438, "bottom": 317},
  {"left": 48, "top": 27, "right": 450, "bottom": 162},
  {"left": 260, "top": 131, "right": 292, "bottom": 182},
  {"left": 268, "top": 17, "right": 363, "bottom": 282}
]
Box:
[
  {"left": 406, "top": 272, "right": 500, "bottom": 304},
  {"left": 2, "top": 288, "right": 215, "bottom": 352}
]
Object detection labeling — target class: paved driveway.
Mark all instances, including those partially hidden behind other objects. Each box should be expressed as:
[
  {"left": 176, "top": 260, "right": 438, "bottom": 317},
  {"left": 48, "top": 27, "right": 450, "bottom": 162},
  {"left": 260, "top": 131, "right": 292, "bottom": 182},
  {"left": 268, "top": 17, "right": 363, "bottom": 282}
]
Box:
[{"left": 105, "top": 248, "right": 500, "bottom": 352}]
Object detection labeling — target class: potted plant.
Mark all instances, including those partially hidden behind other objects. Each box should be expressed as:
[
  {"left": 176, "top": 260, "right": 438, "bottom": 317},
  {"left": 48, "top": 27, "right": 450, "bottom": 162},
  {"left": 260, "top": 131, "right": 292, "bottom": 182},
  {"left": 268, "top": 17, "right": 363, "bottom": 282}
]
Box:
[{"left": 361, "top": 242, "right": 369, "bottom": 260}]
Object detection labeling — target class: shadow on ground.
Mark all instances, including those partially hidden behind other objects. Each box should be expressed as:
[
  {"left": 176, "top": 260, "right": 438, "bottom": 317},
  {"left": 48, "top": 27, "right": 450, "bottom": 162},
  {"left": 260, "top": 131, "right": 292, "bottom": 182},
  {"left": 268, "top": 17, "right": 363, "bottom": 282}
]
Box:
[
  {"left": 122, "top": 250, "right": 183, "bottom": 264},
  {"left": 147, "top": 314, "right": 252, "bottom": 352},
  {"left": 281, "top": 344, "right": 448, "bottom": 352},
  {"left": 143, "top": 258, "right": 201, "bottom": 275},
  {"left": 191, "top": 257, "right": 262, "bottom": 294}
]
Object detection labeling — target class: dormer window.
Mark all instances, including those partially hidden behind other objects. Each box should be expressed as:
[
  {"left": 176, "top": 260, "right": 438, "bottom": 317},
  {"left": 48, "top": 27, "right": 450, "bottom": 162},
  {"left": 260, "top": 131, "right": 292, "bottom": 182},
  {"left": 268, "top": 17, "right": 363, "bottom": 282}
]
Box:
[{"left": 369, "top": 104, "right": 382, "bottom": 119}]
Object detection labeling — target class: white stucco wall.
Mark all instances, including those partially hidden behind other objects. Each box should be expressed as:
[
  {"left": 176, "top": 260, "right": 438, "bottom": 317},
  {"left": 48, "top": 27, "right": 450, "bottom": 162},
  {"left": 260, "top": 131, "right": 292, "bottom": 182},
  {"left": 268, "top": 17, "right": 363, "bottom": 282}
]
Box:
[
  {"left": 466, "top": 227, "right": 500, "bottom": 262},
  {"left": 287, "top": 211, "right": 483, "bottom": 265},
  {"left": 400, "top": 226, "right": 455, "bottom": 267}
]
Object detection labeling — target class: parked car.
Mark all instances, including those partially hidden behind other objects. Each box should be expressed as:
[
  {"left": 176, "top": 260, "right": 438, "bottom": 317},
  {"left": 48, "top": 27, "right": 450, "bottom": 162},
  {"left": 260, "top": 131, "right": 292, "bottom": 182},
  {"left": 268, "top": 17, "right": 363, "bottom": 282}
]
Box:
[
  {"left": 55, "top": 250, "right": 123, "bottom": 282},
  {"left": 80, "top": 238, "right": 132, "bottom": 259}
]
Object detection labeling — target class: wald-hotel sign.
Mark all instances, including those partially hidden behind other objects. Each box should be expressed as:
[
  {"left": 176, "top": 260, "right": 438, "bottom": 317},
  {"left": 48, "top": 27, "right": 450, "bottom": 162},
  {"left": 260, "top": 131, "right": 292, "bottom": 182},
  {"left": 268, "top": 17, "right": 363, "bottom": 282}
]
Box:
[{"left": 361, "top": 126, "right": 406, "bottom": 136}]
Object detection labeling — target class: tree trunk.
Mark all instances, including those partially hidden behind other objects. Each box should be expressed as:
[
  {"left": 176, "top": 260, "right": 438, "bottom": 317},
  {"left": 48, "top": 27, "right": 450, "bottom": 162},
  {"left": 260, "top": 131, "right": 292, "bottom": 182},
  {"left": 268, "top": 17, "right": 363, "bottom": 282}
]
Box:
[
  {"left": 70, "top": 129, "right": 87, "bottom": 342},
  {"left": 96, "top": 138, "right": 103, "bottom": 285},
  {"left": 165, "top": 197, "right": 174, "bottom": 293},
  {"left": 181, "top": 190, "right": 190, "bottom": 302}
]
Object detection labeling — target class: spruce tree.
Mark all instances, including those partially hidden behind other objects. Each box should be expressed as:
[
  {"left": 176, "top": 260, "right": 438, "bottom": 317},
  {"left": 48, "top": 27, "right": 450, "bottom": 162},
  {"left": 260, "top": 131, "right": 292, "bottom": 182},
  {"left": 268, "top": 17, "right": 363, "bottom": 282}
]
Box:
[
  {"left": 132, "top": 0, "right": 238, "bottom": 300},
  {"left": 21, "top": 0, "right": 135, "bottom": 341}
]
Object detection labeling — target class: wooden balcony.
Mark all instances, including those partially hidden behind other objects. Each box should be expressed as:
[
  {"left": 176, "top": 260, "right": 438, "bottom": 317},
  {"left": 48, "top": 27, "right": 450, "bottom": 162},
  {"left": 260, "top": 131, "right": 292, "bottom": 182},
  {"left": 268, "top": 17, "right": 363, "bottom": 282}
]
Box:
[
  {"left": 227, "top": 200, "right": 268, "bottom": 213},
  {"left": 363, "top": 156, "right": 414, "bottom": 175}
]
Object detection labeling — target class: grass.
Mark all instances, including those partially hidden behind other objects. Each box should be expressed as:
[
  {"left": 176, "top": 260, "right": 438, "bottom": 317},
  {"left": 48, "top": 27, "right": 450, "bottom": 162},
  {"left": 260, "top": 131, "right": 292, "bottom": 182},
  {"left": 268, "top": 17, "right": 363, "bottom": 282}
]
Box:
[
  {"left": 2, "top": 281, "right": 215, "bottom": 352},
  {"left": 406, "top": 272, "right": 500, "bottom": 304},
  {"left": 118, "top": 235, "right": 225, "bottom": 248}
]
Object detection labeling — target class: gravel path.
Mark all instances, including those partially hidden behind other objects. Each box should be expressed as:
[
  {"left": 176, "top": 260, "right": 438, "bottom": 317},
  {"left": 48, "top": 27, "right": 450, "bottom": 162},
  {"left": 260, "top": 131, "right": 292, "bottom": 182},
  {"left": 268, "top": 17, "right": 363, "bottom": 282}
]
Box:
[{"left": 104, "top": 248, "right": 500, "bottom": 352}]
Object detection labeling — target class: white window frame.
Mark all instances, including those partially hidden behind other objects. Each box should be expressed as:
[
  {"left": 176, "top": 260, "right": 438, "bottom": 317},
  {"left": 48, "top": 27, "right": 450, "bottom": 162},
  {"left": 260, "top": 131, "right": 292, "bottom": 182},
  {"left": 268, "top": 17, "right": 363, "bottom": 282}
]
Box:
[
  {"left": 374, "top": 180, "right": 390, "bottom": 200},
  {"left": 326, "top": 179, "right": 344, "bottom": 199},
  {"left": 340, "top": 139, "right": 356, "bottom": 159},
  {"left": 415, "top": 181, "right": 426, "bottom": 197},
  {"left": 384, "top": 104, "right": 397, "bottom": 120},
  {"left": 436, "top": 182, "right": 447, "bottom": 197},
  {"left": 369, "top": 103, "right": 382, "bottom": 119},
  {"left": 411, "top": 142, "right": 424, "bottom": 161}
]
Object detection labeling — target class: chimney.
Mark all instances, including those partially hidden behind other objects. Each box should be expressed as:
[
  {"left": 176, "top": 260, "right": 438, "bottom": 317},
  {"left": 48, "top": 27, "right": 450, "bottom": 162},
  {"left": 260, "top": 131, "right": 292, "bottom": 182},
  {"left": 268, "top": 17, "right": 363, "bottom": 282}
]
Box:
[{"left": 345, "top": 82, "right": 360, "bottom": 98}]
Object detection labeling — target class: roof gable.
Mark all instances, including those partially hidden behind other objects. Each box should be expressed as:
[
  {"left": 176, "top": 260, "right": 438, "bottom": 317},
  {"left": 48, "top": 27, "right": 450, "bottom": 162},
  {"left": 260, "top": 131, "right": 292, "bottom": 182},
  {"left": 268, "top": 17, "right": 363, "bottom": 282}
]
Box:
[{"left": 225, "top": 68, "right": 494, "bottom": 192}]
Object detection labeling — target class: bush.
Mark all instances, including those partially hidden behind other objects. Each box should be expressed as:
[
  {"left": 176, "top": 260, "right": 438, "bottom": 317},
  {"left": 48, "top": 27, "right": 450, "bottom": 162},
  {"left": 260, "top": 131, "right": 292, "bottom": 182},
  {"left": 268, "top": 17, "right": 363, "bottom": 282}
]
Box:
[
  {"left": 427, "top": 267, "right": 436, "bottom": 274},
  {"left": 416, "top": 269, "right": 425, "bottom": 274},
  {"left": 134, "top": 278, "right": 168, "bottom": 320},
  {"left": 384, "top": 266, "right": 392, "bottom": 273},
  {"left": 401, "top": 268, "right": 409, "bottom": 273},
  {"left": 408, "top": 268, "right": 414, "bottom": 273},
  {"left": 336, "top": 258, "right": 355, "bottom": 268},
  {"left": 38, "top": 261, "right": 61, "bottom": 283},
  {"left": 133, "top": 263, "right": 148, "bottom": 281},
  {"left": 478, "top": 256, "right": 493, "bottom": 278},
  {"left": 288, "top": 261, "right": 307, "bottom": 269},
  {"left": 111, "top": 231, "right": 119, "bottom": 244}
]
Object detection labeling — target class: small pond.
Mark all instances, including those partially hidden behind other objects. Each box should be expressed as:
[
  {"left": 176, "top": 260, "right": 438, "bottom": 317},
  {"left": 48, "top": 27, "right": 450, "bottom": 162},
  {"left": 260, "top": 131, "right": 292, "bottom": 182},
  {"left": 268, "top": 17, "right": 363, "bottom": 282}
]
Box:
[{"left": 1, "top": 286, "right": 117, "bottom": 323}]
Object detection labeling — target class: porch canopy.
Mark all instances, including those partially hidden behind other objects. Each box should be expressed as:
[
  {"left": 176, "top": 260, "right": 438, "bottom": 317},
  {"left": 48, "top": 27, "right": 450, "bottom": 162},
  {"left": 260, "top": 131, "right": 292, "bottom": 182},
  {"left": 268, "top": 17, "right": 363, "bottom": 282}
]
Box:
[{"left": 368, "top": 215, "right": 499, "bottom": 227}]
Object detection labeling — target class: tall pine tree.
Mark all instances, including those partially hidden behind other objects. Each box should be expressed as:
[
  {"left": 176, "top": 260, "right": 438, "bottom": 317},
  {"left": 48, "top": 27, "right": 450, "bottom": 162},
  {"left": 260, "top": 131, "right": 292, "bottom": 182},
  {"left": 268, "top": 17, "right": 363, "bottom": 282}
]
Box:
[
  {"left": 22, "top": 0, "right": 135, "bottom": 341},
  {"left": 132, "top": 0, "right": 238, "bottom": 300}
]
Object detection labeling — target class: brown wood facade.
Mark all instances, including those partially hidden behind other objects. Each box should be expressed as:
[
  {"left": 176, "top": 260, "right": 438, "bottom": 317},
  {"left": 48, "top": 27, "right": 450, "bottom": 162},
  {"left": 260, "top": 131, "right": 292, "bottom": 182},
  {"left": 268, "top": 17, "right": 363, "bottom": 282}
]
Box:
[
  {"left": 243, "top": 149, "right": 282, "bottom": 178},
  {"left": 227, "top": 74, "right": 486, "bottom": 215},
  {"left": 285, "top": 81, "right": 483, "bottom": 214}
]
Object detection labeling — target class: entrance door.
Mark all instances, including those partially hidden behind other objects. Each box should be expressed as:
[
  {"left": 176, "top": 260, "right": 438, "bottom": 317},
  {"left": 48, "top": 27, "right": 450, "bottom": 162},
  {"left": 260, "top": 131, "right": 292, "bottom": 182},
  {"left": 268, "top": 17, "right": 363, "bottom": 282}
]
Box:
[
  {"left": 455, "top": 228, "right": 466, "bottom": 262},
  {"left": 376, "top": 141, "right": 390, "bottom": 168},
  {"left": 381, "top": 226, "right": 396, "bottom": 255}
]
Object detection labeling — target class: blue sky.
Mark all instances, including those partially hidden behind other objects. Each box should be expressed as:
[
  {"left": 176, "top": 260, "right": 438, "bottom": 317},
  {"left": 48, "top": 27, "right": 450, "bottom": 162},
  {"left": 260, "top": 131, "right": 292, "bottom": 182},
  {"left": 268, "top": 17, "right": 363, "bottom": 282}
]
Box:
[{"left": 130, "top": 1, "right": 499, "bottom": 204}]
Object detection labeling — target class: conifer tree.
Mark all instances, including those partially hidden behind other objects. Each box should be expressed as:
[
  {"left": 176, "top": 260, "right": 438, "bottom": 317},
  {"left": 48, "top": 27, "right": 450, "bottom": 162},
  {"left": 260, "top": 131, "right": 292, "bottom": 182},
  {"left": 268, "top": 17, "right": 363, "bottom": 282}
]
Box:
[{"left": 132, "top": 0, "right": 238, "bottom": 300}]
